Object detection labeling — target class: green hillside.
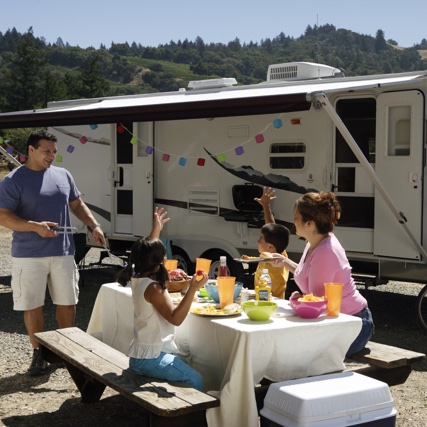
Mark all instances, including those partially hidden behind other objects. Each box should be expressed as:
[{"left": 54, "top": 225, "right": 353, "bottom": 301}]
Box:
[{"left": 0, "top": 24, "right": 426, "bottom": 114}]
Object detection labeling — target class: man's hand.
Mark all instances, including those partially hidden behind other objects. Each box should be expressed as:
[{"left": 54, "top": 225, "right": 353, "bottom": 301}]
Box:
[
  {"left": 33, "top": 221, "right": 59, "bottom": 238},
  {"left": 91, "top": 227, "right": 106, "bottom": 246}
]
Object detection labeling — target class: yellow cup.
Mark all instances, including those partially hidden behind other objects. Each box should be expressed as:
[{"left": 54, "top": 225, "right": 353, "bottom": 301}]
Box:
[
  {"left": 195, "top": 258, "right": 212, "bottom": 278},
  {"left": 164, "top": 259, "right": 178, "bottom": 270},
  {"left": 217, "top": 276, "right": 236, "bottom": 308},
  {"left": 324, "top": 283, "right": 344, "bottom": 316}
]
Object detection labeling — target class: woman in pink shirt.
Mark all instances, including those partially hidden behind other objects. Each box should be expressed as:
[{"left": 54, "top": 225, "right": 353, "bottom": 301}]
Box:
[{"left": 272, "top": 191, "right": 374, "bottom": 357}]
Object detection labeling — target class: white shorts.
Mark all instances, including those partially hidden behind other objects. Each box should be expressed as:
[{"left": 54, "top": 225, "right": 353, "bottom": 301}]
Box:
[{"left": 11, "top": 256, "right": 79, "bottom": 311}]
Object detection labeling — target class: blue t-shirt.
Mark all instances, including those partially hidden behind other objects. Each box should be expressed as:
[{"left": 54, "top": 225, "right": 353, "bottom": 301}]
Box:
[{"left": 0, "top": 165, "right": 81, "bottom": 257}]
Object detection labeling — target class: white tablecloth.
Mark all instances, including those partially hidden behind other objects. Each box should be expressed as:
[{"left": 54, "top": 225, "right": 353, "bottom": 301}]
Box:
[{"left": 87, "top": 282, "right": 362, "bottom": 427}]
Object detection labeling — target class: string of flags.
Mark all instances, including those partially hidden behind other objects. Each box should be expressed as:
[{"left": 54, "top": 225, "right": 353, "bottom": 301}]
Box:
[{"left": 0, "top": 114, "right": 302, "bottom": 167}]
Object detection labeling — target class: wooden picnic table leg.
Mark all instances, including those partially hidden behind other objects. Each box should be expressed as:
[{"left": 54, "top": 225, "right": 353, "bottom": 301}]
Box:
[
  {"left": 39, "top": 344, "right": 106, "bottom": 403},
  {"left": 149, "top": 411, "right": 208, "bottom": 427},
  {"left": 65, "top": 363, "right": 107, "bottom": 403}
]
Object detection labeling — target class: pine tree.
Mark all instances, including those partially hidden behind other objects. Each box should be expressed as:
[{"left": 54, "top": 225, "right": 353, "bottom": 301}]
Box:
[{"left": 1, "top": 28, "right": 47, "bottom": 111}]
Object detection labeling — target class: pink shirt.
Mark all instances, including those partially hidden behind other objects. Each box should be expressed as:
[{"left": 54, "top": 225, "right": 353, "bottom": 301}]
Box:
[{"left": 293, "top": 233, "right": 366, "bottom": 315}]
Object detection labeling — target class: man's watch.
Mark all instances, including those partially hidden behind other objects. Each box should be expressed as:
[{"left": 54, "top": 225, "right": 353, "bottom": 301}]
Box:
[{"left": 87, "top": 223, "right": 101, "bottom": 232}]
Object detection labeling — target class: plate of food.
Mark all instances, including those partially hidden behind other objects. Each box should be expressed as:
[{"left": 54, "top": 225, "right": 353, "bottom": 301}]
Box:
[
  {"left": 234, "top": 252, "right": 281, "bottom": 263},
  {"left": 169, "top": 292, "right": 183, "bottom": 305},
  {"left": 190, "top": 303, "right": 242, "bottom": 317}
]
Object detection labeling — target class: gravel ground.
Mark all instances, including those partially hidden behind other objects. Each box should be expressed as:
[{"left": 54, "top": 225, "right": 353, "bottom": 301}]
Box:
[{"left": 0, "top": 222, "right": 427, "bottom": 426}]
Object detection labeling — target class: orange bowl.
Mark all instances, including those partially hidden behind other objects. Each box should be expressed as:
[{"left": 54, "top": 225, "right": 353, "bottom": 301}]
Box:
[{"left": 166, "top": 279, "right": 190, "bottom": 293}]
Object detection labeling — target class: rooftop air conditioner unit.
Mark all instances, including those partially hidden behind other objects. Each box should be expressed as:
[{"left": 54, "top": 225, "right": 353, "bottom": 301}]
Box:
[{"left": 267, "top": 62, "right": 344, "bottom": 82}]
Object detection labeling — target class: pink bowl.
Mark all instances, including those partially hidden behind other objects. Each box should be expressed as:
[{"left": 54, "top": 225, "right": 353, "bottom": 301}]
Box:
[{"left": 290, "top": 296, "right": 327, "bottom": 319}]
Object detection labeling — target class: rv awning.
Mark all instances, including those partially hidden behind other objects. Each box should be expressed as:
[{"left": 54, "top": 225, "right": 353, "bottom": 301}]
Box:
[{"left": 0, "top": 71, "right": 425, "bottom": 128}]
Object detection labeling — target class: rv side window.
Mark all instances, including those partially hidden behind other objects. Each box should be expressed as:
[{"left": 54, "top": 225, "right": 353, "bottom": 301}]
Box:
[
  {"left": 269, "top": 142, "right": 306, "bottom": 169},
  {"left": 387, "top": 106, "right": 411, "bottom": 156}
]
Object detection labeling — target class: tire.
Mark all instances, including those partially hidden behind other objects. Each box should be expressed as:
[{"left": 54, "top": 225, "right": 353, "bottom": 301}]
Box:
[
  {"left": 170, "top": 245, "right": 192, "bottom": 273},
  {"left": 416, "top": 284, "right": 427, "bottom": 333},
  {"left": 208, "top": 250, "right": 245, "bottom": 282}
]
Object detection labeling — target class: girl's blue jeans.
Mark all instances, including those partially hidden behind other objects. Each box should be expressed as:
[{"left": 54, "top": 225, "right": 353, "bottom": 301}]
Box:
[{"left": 129, "top": 352, "right": 204, "bottom": 391}]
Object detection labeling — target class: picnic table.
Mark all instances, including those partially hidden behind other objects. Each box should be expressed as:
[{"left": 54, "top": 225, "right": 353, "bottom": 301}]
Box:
[{"left": 87, "top": 282, "right": 362, "bottom": 427}]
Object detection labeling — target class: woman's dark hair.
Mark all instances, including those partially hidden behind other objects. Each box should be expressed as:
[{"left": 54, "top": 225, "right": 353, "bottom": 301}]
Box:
[
  {"left": 294, "top": 191, "right": 341, "bottom": 234},
  {"left": 261, "top": 223, "right": 290, "bottom": 253},
  {"left": 116, "top": 237, "right": 168, "bottom": 288},
  {"left": 26, "top": 129, "right": 57, "bottom": 154}
]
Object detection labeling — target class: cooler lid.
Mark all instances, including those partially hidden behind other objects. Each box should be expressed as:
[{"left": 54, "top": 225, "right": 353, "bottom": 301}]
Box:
[{"left": 261, "top": 372, "right": 395, "bottom": 425}]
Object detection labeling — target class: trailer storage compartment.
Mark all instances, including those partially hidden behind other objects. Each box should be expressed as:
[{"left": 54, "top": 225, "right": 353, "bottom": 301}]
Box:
[
  {"left": 260, "top": 372, "right": 396, "bottom": 427},
  {"left": 223, "top": 184, "right": 264, "bottom": 227}
]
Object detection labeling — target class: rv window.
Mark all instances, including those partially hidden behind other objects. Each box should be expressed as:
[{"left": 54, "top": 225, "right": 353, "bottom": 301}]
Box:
[
  {"left": 116, "top": 121, "right": 133, "bottom": 164},
  {"left": 269, "top": 142, "right": 306, "bottom": 169},
  {"left": 117, "top": 190, "right": 133, "bottom": 215},
  {"left": 335, "top": 98, "right": 376, "bottom": 164},
  {"left": 337, "top": 167, "right": 355, "bottom": 192},
  {"left": 387, "top": 106, "right": 411, "bottom": 157}
]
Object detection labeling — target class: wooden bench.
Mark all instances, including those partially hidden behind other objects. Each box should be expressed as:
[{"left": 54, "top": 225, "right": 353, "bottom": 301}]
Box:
[
  {"left": 34, "top": 327, "right": 219, "bottom": 427},
  {"left": 345, "top": 341, "right": 426, "bottom": 386}
]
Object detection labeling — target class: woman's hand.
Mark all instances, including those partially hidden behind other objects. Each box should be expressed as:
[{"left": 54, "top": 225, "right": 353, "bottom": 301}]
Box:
[
  {"left": 269, "top": 252, "right": 286, "bottom": 266},
  {"left": 269, "top": 253, "right": 299, "bottom": 273}
]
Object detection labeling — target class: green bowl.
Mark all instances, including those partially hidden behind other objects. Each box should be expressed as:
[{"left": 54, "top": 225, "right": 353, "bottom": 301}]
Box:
[
  {"left": 241, "top": 301, "right": 277, "bottom": 321},
  {"left": 199, "top": 287, "right": 209, "bottom": 298}
]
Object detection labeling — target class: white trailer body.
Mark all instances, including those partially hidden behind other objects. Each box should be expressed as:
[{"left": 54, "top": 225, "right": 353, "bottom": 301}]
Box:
[{"left": 1, "top": 65, "right": 427, "bottom": 285}]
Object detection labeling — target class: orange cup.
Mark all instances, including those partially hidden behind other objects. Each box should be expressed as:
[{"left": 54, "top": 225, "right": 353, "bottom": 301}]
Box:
[
  {"left": 195, "top": 258, "right": 212, "bottom": 278},
  {"left": 164, "top": 259, "right": 178, "bottom": 270},
  {"left": 217, "top": 276, "right": 236, "bottom": 308},
  {"left": 324, "top": 282, "right": 344, "bottom": 316}
]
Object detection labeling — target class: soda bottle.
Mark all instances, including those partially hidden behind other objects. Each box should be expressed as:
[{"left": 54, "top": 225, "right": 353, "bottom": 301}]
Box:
[
  {"left": 256, "top": 269, "right": 272, "bottom": 301},
  {"left": 218, "top": 256, "right": 228, "bottom": 277}
]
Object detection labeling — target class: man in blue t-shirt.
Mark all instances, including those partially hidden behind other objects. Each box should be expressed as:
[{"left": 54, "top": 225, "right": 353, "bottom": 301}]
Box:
[{"left": 0, "top": 129, "right": 106, "bottom": 376}]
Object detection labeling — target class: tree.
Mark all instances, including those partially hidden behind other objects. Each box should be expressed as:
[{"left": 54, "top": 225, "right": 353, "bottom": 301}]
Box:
[
  {"left": 78, "top": 55, "right": 110, "bottom": 98},
  {"left": 41, "top": 69, "right": 68, "bottom": 105},
  {"left": 1, "top": 28, "right": 47, "bottom": 111},
  {"left": 375, "top": 29, "right": 387, "bottom": 52}
]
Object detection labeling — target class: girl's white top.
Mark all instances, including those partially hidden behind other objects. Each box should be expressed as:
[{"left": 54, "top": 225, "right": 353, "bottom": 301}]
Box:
[{"left": 127, "top": 277, "right": 177, "bottom": 359}]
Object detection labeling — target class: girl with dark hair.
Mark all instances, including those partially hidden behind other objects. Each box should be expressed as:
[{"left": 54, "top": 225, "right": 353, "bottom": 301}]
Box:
[
  {"left": 116, "top": 237, "right": 208, "bottom": 390},
  {"left": 271, "top": 192, "right": 374, "bottom": 357}
]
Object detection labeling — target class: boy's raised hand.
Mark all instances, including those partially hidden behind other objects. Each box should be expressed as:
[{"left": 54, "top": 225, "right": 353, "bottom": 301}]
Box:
[{"left": 255, "top": 186, "right": 276, "bottom": 207}]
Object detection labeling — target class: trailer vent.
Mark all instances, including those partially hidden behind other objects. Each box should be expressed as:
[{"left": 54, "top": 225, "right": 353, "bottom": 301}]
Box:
[
  {"left": 188, "top": 78, "right": 237, "bottom": 90},
  {"left": 267, "top": 62, "right": 344, "bottom": 82},
  {"left": 188, "top": 188, "right": 220, "bottom": 216}
]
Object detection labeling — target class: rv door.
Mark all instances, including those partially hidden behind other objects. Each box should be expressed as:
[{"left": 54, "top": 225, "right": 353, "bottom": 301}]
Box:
[
  {"left": 374, "top": 90, "right": 425, "bottom": 259},
  {"left": 112, "top": 122, "right": 154, "bottom": 237}
]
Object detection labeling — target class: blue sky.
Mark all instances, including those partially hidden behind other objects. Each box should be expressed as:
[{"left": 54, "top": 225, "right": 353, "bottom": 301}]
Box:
[{"left": 0, "top": 0, "right": 426, "bottom": 49}]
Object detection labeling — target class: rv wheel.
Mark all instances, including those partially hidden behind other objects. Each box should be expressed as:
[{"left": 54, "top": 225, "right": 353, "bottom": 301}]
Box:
[
  {"left": 170, "top": 245, "right": 191, "bottom": 273},
  {"left": 416, "top": 284, "right": 427, "bottom": 333}
]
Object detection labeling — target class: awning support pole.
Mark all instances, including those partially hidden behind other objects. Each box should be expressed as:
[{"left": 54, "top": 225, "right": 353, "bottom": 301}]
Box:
[{"left": 309, "top": 91, "right": 427, "bottom": 262}]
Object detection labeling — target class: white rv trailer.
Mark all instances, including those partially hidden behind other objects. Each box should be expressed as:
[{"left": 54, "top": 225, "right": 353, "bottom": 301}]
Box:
[{"left": 1, "top": 62, "right": 427, "bottom": 328}]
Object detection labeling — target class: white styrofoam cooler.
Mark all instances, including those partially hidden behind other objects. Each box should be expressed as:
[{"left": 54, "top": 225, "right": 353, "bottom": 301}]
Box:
[{"left": 260, "top": 372, "right": 396, "bottom": 427}]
